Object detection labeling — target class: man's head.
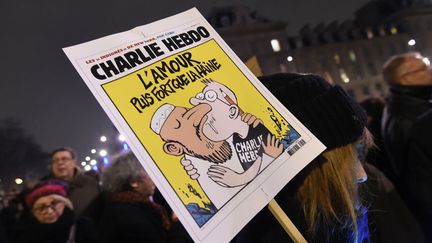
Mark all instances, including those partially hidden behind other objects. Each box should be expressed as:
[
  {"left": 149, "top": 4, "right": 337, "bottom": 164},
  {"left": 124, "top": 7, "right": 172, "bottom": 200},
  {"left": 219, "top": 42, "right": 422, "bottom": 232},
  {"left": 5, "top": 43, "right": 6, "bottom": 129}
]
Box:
[
  {"left": 51, "top": 147, "right": 77, "bottom": 181},
  {"left": 189, "top": 80, "right": 241, "bottom": 142},
  {"left": 151, "top": 103, "right": 232, "bottom": 164},
  {"left": 382, "top": 52, "right": 432, "bottom": 86}
]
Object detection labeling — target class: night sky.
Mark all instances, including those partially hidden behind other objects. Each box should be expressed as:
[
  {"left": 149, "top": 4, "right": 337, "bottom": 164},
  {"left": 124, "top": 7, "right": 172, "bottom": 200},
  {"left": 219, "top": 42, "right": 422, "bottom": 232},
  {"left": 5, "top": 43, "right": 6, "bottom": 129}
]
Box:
[{"left": 0, "top": 0, "right": 369, "bottom": 161}]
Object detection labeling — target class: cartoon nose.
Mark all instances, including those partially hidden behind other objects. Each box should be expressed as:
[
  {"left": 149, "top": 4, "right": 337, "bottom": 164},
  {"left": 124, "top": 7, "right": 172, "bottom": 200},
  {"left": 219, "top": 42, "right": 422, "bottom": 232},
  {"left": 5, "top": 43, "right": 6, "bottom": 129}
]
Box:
[
  {"left": 184, "top": 103, "right": 211, "bottom": 127},
  {"left": 190, "top": 96, "right": 208, "bottom": 106}
]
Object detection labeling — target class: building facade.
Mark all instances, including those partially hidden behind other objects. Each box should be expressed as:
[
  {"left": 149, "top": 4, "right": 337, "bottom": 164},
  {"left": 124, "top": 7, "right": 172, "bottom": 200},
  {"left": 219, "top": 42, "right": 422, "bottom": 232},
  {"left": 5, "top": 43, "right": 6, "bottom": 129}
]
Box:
[{"left": 207, "top": 1, "right": 432, "bottom": 101}]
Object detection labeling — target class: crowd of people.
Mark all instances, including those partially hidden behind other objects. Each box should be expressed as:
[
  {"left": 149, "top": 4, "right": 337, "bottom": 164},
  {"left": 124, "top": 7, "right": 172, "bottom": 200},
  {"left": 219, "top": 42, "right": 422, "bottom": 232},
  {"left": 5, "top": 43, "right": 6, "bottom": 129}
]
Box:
[{"left": 0, "top": 51, "right": 430, "bottom": 243}]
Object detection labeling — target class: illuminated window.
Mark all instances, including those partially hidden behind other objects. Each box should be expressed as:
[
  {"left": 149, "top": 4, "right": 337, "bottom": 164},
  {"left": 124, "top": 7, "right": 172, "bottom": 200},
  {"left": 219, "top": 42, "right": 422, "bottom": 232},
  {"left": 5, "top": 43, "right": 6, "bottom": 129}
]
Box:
[
  {"left": 339, "top": 68, "right": 350, "bottom": 83},
  {"left": 334, "top": 54, "right": 341, "bottom": 65},
  {"left": 379, "top": 27, "right": 386, "bottom": 36},
  {"left": 323, "top": 71, "right": 334, "bottom": 84},
  {"left": 271, "top": 39, "right": 281, "bottom": 52},
  {"left": 366, "top": 28, "right": 373, "bottom": 39},
  {"left": 349, "top": 50, "right": 356, "bottom": 62}
]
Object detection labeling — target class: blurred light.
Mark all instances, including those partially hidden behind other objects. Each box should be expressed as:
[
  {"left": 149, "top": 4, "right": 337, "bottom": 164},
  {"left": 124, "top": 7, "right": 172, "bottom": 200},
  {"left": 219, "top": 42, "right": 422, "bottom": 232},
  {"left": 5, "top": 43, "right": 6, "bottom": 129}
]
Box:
[
  {"left": 349, "top": 50, "right": 356, "bottom": 62},
  {"left": 84, "top": 165, "right": 91, "bottom": 171},
  {"left": 90, "top": 159, "right": 97, "bottom": 166},
  {"left": 103, "top": 157, "right": 110, "bottom": 165},
  {"left": 366, "top": 29, "right": 373, "bottom": 39},
  {"left": 334, "top": 54, "right": 341, "bottom": 65},
  {"left": 81, "top": 161, "right": 87, "bottom": 166},
  {"left": 287, "top": 56, "right": 293, "bottom": 62},
  {"left": 270, "top": 39, "right": 281, "bottom": 52},
  {"left": 99, "top": 149, "right": 107, "bottom": 157},
  {"left": 92, "top": 166, "right": 98, "bottom": 171},
  {"left": 91, "top": 149, "right": 96, "bottom": 154},
  {"left": 422, "top": 57, "right": 430, "bottom": 66},
  {"left": 85, "top": 156, "right": 90, "bottom": 161},
  {"left": 379, "top": 27, "right": 386, "bottom": 36},
  {"left": 118, "top": 134, "right": 126, "bottom": 142},
  {"left": 100, "top": 136, "right": 107, "bottom": 142},
  {"left": 15, "top": 178, "right": 23, "bottom": 185},
  {"left": 122, "top": 143, "right": 129, "bottom": 151},
  {"left": 390, "top": 26, "right": 398, "bottom": 34},
  {"left": 408, "top": 39, "right": 416, "bottom": 46},
  {"left": 339, "top": 68, "right": 350, "bottom": 83}
]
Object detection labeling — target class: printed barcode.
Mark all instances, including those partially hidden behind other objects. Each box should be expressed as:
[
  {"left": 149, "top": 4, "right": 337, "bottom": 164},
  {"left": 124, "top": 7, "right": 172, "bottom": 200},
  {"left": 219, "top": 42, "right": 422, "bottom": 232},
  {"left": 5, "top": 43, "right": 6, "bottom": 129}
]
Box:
[{"left": 288, "top": 139, "right": 306, "bottom": 155}]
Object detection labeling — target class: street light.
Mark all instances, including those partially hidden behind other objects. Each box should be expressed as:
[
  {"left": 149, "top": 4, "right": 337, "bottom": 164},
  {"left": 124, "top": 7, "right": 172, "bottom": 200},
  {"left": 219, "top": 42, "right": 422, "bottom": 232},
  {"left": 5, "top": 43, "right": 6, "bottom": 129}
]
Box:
[
  {"left": 100, "top": 136, "right": 107, "bottom": 142},
  {"left": 15, "top": 178, "right": 23, "bottom": 185},
  {"left": 99, "top": 149, "right": 108, "bottom": 157},
  {"left": 287, "top": 56, "right": 293, "bottom": 62},
  {"left": 90, "top": 159, "right": 97, "bottom": 166},
  {"left": 118, "top": 134, "right": 126, "bottom": 142},
  {"left": 408, "top": 39, "right": 416, "bottom": 46}
]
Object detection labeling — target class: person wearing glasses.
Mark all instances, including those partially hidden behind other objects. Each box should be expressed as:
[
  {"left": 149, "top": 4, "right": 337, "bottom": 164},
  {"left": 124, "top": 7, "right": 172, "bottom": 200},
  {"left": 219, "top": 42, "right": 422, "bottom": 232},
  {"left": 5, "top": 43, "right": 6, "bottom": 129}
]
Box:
[
  {"left": 47, "top": 148, "right": 100, "bottom": 218},
  {"left": 381, "top": 52, "right": 432, "bottom": 241},
  {"left": 9, "top": 179, "right": 96, "bottom": 243}
]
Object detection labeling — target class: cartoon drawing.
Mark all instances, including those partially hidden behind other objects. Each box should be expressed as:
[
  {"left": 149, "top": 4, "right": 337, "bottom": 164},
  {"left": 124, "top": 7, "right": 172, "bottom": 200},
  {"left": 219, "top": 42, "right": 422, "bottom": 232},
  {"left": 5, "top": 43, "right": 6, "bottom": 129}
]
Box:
[
  {"left": 150, "top": 80, "right": 284, "bottom": 220},
  {"left": 186, "top": 80, "right": 284, "bottom": 187}
]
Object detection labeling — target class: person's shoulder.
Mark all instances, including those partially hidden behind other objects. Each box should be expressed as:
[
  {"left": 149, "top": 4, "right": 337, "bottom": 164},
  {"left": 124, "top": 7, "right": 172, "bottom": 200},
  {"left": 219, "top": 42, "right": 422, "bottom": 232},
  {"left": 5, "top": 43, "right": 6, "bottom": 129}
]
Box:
[{"left": 73, "top": 171, "right": 99, "bottom": 186}]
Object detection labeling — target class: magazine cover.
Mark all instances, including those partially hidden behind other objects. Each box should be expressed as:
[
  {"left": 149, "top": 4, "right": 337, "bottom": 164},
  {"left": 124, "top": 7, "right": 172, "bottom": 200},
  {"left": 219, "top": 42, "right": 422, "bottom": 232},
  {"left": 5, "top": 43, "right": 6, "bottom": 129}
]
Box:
[{"left": 63, "top": 8, "right": 325, "bottom": 242}]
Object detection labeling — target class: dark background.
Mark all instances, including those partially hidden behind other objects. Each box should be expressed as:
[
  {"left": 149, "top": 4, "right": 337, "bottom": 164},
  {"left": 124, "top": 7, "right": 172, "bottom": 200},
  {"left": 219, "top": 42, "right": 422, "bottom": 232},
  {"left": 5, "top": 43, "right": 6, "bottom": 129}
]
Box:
[{"left": 0, "top": 0, "right": 369, "bottom": 185}]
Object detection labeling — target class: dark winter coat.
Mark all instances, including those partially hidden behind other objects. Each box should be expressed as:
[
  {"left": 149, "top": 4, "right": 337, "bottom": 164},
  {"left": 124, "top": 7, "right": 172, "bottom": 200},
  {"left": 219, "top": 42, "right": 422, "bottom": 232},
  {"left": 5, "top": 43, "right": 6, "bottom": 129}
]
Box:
[
  {"left": 44, "top": 169, "right": 100, "bottom": 218},
  {"left": 9, "top": 207, "right": 97, "bottom": 243},
  {"left": 98, "top": 191, "right": 192, "bottom": 243},
  {"left": 382, "top": 85, "right": 432, "bottom": 241},
  {"left": 381, "top": 85, "right": 432, "bottom": 184},
  {"left": 403, "top": 110, "right": 432, "bottom": 241},
  {"left": 361, "top": 163, "right": 425, "bottom": 243}
]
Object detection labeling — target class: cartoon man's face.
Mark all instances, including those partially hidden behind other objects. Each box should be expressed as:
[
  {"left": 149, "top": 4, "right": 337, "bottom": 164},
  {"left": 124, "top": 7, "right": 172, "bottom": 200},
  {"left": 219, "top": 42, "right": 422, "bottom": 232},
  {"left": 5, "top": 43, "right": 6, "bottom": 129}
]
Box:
[
  {"left": 159, "top": 104, "right": 232, "bottom": 164},
  {"left": 190, "top": 81, "right": 240, "bottom": 142}
]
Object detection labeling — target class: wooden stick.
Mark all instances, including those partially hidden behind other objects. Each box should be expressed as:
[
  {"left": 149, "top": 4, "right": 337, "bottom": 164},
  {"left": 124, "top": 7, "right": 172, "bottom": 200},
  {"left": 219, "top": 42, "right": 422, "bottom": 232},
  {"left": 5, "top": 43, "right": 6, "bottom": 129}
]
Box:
[{"left": 267, "top": 199, "right": 307, "bottom": 243}]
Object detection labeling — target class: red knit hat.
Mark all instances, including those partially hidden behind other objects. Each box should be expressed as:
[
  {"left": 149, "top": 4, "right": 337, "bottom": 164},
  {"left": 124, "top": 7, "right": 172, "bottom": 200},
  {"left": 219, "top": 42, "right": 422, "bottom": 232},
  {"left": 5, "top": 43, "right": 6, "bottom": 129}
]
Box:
[{"left": 25, "top": 179, "right": 68, "bottom": 207}]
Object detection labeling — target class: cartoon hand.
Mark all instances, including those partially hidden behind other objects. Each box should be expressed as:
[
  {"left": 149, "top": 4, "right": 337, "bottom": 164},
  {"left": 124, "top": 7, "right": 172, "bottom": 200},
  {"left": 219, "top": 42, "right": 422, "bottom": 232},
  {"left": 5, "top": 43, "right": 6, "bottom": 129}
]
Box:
[
  {"left": 263, "top": 133, "right": 284, "bottom": 158},
  {"left": 181, "top": 157, "right": 199, "bottom": 180},
  {"left": 207, "top": 156, "right": 263, "bottom": 188},
  {"left": 207, "top": 165, "right": 244, "bottom": 188},
  {"left": 241, "top": 113, "right": 262, "bottom": 128}
]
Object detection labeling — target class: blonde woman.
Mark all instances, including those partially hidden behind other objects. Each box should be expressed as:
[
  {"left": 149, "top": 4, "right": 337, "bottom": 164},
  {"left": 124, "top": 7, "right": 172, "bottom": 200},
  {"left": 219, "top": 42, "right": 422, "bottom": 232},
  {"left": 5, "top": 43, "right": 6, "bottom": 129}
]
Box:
[{"left": 237, "top": 73, "right": 370, "bottom": 243}]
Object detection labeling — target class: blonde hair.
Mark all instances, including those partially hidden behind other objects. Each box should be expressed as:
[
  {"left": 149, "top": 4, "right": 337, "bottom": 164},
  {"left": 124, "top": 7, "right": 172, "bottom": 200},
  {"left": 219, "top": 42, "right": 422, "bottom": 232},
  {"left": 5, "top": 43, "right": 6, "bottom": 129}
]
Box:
[{"left": 296, "top": 142, "right": 360, "bottom": 240}]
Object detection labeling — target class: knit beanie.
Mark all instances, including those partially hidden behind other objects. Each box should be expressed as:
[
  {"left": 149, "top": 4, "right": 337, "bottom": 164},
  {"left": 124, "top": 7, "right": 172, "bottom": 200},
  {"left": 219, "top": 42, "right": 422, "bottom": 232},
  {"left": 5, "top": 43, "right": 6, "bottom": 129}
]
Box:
[
  {"left": 259, "top": 73, "right": 367, "bottom": 150},
  {"left": 25, "top": 179, "right": 69, "bottom": 207}
]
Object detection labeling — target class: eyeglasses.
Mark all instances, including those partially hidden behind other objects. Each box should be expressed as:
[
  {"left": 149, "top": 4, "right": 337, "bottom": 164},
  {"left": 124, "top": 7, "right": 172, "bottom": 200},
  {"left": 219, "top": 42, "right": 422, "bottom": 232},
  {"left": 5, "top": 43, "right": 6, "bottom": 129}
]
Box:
[
  {"left": 52, "top": 157, "right": 73, "bottom": 164},
  {"left": 33, "top": 199, "right": 63, "bottom": 214},
  {"left": 195, "top": 90, "right": 230, "bottom": 106}
]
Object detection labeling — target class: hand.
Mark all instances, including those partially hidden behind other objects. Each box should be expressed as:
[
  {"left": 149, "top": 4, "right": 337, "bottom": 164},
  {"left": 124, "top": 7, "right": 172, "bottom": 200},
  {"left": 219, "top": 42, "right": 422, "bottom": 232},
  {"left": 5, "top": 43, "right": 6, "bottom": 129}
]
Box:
[
  {"left": 263, "top": 133, "right": 283, "bottom": 158},
  {"left": 207, "top": 156, "right": 263, "bottom": 188},
  {"left": 207, "top": 165, "right": 244, "bottom": 188},
  {"left": 241, "top": 113, "right": 262, "bottom": 128},
  {"left": 181, "top": 157, "right": 199, "bottom": 180}
]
